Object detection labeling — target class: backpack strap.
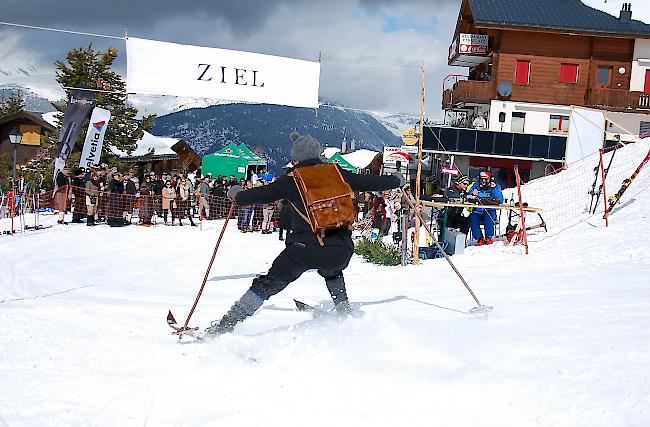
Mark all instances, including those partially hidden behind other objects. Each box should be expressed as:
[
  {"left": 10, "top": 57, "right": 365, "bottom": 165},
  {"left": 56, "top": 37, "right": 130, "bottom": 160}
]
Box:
[{"left": 289, "top": 200, "right": 325, "bottom": 246}]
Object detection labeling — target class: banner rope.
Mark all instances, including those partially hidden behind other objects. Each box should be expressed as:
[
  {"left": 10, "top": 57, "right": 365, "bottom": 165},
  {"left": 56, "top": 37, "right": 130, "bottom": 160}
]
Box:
[{"left": 0, "top": 21, "right": 124, "bottom": 40}]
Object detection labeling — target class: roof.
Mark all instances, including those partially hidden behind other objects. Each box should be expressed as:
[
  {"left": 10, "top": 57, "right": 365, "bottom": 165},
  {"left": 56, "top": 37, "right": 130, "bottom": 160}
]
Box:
[
  {"left": 327, "top": 152, "right": 359, "bottom": 172},
  {"left": 0, "top": 110, "right": 57, "bottom": 132},
  {"left": 206, "top": 143, "right": 266, "bottom": 165},
  {"left": 322, "top": 147, "right": 341, "bottom": 159},
  {"left": 341, "top": 149, "right": 381, "bottom": 169},
  {"left": 468, "top": 0, "right": 650, "bottom": 37},
  {"left": 112, "top": 131, "right": 177, "bottom": 159}
]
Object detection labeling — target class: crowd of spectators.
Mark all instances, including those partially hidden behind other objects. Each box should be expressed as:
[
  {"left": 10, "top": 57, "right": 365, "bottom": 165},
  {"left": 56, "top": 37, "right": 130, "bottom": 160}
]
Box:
[{"left": 51, "top": 164, "right": 290, "bottom": 238}]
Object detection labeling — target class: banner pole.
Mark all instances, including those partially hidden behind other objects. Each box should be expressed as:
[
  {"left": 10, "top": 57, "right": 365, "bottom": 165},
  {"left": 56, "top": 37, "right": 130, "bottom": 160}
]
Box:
[{"left": 413, "top": 60, "right": 425, "bottom": 264}]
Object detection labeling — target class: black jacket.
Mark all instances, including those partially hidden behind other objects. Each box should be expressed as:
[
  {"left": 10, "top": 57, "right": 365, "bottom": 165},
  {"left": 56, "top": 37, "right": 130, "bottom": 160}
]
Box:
[{"left": 235, "top": 158, "right": 400, "bottom": 246}]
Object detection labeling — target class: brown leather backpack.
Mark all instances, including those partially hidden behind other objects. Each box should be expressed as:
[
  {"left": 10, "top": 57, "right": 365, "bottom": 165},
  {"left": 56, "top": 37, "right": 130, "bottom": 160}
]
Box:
[{"left": 289, "top": 163, "right": 357, "bottom": 245}]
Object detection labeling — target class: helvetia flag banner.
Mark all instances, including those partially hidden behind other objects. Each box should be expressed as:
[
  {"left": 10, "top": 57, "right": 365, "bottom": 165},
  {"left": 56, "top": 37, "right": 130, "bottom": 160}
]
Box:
[
  {"left": 53, "top": 90, "right": 95, "bottom": 189},
  {"left": 79, "top": 107, "right": 111, "bottom": 169},
  {"left": 126, "top": 37, "right": 320, "bottom": 109}
]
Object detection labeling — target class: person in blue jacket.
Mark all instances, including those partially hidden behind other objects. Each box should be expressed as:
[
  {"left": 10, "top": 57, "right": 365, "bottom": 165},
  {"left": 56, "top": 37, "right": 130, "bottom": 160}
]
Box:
[{"left": 467, "top": 170, "right": 503, "bottom": 246}]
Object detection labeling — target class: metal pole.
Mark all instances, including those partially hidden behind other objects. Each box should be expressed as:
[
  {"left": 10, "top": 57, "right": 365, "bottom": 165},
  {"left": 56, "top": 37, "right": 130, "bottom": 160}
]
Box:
[{"left": 12, "top": 143, "right": 17, "bottom": 184}]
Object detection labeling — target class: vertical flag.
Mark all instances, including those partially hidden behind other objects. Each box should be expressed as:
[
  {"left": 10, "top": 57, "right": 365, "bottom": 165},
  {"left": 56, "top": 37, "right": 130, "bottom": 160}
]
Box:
[
  {"left": 53, "top": 90, "right": 95, "bottom": 189},
  {"left": 79, "top": 107, "right": 111, "bottom": 169}
]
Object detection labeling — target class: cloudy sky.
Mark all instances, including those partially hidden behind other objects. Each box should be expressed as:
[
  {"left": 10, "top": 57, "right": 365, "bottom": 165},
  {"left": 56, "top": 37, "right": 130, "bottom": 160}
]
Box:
[{"left": 0, "top": 0, "right": 648, "bottom": 119}]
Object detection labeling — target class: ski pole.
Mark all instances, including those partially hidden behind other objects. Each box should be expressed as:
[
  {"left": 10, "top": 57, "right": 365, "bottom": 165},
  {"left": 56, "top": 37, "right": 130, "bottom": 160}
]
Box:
[
  {"left": 401, "top": 188, "right": 492, "bottom": 314},
  {"left": 172, "top": 202, "right": 236, "bottom": 337}
]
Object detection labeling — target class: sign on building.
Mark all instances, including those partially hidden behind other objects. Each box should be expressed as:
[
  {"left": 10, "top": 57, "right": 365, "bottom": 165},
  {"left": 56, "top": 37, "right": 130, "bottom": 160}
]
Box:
[{"left": 458, "top": 34, "right": 488, "bottom": 55}]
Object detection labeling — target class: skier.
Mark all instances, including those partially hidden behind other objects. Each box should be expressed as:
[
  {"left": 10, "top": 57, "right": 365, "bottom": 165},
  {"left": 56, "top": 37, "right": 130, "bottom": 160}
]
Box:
[
  {"left": 467, "top": 170, "right": 503, "bottom": 246},
  {"left": 204, "top": 132, "right": 404, "bottom": 336}
]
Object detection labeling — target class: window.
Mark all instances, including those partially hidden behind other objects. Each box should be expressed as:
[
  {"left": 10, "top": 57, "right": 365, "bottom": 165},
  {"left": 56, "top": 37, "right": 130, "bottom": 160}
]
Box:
[
  {"left": 549, "top": 115, "right": 570, "bottom": 134},
  {"left": 511, "top": 112, "right": 526, "bottom": 133},
  {"left": 515, "top": 60, "right": 530, "bottom": 85},
  {"left": 560, "top": 64, "right": 579, "bottom": 83},
  {"left": 597, "top": 67, "right": 612, "bottom": 86}
]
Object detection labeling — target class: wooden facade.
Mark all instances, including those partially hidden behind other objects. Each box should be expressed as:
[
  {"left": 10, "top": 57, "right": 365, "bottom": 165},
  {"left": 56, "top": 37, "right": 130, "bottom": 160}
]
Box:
[
  {"left": 444, "top": 0, "right": 650, "bottom": 112},
  {"left": 0, "top": 111, "right": 56, "bottom": 165}
]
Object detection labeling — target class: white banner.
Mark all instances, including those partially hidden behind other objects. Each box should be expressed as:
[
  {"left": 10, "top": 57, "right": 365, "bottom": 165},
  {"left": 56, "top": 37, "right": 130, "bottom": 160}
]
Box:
[
  {"left": 126, "top": 37, "right": 321, "bottom": 108},
  {"left": 566, "top": 107, "right": 605, "bottom": 164},
  {"left": 79, "top": 107, "right": 111, "bottom": 169},
  {"left": 383, "top": 146, "right": 418, "bottom": 165}
]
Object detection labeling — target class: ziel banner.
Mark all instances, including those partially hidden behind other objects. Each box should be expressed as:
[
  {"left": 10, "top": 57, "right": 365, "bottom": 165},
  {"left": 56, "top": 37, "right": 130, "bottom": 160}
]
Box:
[
  {"left": 79, "top": 107, "right": 111, "bottom": 169},
  {"left": 126, "top": 37, "right": 320, "bottom": 108},
  {"left": 53, "top": 90, "right": 94, "bottom": 189}
]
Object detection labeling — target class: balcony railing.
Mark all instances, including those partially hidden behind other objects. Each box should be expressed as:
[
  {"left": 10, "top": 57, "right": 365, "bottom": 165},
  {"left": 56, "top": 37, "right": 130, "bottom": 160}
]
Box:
[
  {"left": 442, "top": 80, "right": 495, "bottom": 109},
  {"left": 586, "top": 88, "right": 650, "bottom": 112}
]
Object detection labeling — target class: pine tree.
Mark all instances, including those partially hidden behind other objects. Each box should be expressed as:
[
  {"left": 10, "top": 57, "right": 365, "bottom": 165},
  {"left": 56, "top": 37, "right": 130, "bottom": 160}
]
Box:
[
  {"left": 0, "top": 94, "right": 25, "bottom": 117},
  {"left": 51, "top": 43, "right": 156, "bottom": 157}
]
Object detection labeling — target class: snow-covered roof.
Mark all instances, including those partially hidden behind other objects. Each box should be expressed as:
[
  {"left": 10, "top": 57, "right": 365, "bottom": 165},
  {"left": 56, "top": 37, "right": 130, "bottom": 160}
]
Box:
[
  {"left": 322, "top": 147, "right": 341, "bottom": 159},
  {"left": 41, "top": 111, "right": 61, "bottom": 127},
  {"left": 112, "top": 131, "right": 177, "bottom": 158},
  {"left": 341, "top": 149, "right": 380, "bottom": 169}
]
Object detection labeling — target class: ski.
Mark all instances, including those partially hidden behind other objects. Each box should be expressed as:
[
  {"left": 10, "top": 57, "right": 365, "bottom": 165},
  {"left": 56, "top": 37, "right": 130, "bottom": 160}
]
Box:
[
  {"left": 605, "top": 148, "right": 650, "bottom": 217},
  {"left": 293, "top": 299, "right": 332, "bottom": 318},
  {"left": 167, "top": 310, "right": 199, "bottom": 338},
  {"left": 591, "top": 148, "right": 617, "bottom": 214}
]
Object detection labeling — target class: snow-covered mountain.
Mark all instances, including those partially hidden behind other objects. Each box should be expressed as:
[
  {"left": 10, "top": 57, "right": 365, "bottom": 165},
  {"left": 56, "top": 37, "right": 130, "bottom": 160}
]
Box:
[
  {"left": 154, "top": 103, "right": 401, "bottom": 172},
  {"left": 369, "top": 111, "right": 419, "bottom": 137},
  {"left": 0, "top": 83, "right": 58, "bottom": 112}
]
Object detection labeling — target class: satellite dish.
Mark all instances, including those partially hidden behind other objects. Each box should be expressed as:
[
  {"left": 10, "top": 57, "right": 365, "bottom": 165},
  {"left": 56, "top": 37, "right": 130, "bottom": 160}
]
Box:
[{"left": 497, "top": 81, "right": 513, "bottom": 100}]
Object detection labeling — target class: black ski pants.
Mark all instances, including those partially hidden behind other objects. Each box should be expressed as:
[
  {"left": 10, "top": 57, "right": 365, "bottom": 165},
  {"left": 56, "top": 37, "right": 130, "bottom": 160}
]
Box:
[{"left": 251, "top": 241, "right": 354, "bottom": 300}]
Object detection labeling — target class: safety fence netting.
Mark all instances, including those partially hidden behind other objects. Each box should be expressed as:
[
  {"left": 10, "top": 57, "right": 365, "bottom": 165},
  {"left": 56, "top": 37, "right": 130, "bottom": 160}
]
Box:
[
  {"left": 512, "top": 136, "right": 650, "bottom": 241},
  {"left": 1, "top": 186, "right": 284, "bottom": 233}
]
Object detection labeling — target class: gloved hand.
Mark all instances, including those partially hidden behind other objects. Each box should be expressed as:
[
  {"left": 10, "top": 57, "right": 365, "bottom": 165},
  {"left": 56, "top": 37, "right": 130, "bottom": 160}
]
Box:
[
  {"left": 392, "top": 172, "right": 406, "bottom": 187},
  {"left": 226, "top": 185, "right": 241, "bottom": 202}
]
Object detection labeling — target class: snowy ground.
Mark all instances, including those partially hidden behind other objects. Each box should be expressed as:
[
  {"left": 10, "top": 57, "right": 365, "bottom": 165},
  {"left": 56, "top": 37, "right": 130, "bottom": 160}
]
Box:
[{"left": 1, "top": 195, "right": 650, "bottom": 426}]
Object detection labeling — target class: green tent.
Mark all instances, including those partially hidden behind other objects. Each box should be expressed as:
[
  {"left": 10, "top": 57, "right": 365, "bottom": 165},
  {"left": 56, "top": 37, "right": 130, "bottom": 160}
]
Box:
[
  {"left": 201, "top": 143, "right": 266, "bottom": 179},
  {"left": 327, "top": 152, "right": 359, "bottom": 173}
]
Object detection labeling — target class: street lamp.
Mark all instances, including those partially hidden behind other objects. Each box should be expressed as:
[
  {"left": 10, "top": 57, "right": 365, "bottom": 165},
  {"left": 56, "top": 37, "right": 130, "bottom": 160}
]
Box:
[{"left": 8, "top": 127, "right": 22, "bottom": 184}]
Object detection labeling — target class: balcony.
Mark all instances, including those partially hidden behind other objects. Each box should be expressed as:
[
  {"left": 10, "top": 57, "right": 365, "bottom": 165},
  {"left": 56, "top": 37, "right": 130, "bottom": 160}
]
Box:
[
  {"left": 586, "top": 88, "right": 650, "bottom": 112},
  {"left": 442, "top": 80, "right": 495, "bottom": 110}
]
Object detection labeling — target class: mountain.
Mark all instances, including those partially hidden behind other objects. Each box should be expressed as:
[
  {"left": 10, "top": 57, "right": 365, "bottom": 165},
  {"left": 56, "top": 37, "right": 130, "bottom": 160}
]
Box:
[
  {"left": 153, "top": 103, "right": 401, "bottom": 172},
  {"left": 370, "top": 111, "right": 419, "bottom": 137},
  {"left": 0, "top": 83, "right": 57, "bottom": 113}
]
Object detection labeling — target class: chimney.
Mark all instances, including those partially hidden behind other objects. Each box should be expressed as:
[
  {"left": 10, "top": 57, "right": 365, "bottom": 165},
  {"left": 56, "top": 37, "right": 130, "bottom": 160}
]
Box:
[
  {"left": 341, "top": 136, "right": 347, "bottom": 153},
  {"left": 350, "top": 138, "right": 356, "bottom": 152},
  {"left": 619, "top": 3, "right": 632, "bottom": 22}
]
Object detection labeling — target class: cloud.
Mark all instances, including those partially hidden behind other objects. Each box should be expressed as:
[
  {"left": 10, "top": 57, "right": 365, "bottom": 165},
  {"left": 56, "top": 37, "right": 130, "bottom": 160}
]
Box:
[{"left": 0, "top": 0, "right": 461, "bottom": 118}]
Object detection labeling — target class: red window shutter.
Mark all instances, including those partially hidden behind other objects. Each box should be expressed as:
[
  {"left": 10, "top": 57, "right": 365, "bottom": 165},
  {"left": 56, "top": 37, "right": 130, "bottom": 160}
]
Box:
[
  {"left": 560, "top": 64, "right": 578, "bottom": 83},
  {"left": 644, "top": 70, "right": 650, "bottom": 93},
  {"left": 515, "top": 60, "right": 530, "bottom": 85}
]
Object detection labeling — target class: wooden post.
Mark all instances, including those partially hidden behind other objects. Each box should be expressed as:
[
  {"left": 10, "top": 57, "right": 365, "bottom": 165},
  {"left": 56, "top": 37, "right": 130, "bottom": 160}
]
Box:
[
  {"left": 413, "top": 61, "right": 425, "bottom": 264},
  {"left": 513, "top": 165, "right": 529, "bottom": 255}
]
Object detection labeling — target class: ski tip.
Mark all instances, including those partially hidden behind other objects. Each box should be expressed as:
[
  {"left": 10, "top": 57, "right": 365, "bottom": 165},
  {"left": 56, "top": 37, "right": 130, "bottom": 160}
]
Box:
[
  {"left": 293, "top": 299, "right": 312, "bottom": 311},
  {"left": 167, "top": 310, "right": 177, "bottom": 326}
]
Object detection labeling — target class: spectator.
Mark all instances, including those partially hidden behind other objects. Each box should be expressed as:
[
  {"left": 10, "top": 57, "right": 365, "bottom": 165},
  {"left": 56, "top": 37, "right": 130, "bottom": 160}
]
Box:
[
  {"left": 195, "top": 177, "right": 210, "bottom": 220},
  {"left": 277, "top": 199, "right": 291, "bottom": 241},
  {"left": 71, "top": 168, "right": 86, "bottom": 223},
  {"left": 85, "top": 173, "right": 100, "bottom": 226},
  {"left": 139, "top": 176, "right": 154, "bottom": 226},
  {"left": 54, "top": 166, "right": 71, "bottom": 225},
  {"left": 467, "top": 170, "right": 504, "bottom": 246},
  {"left": 261, "top": 199, "right": 275, "bottom": 234},
  {"left": 440, "top": 174, "right": 471, "bottom": 235},
  {"left": 152, "top": 172, "right": 164, "bottom": 218},
  {"left": 107, "top": 172, "right": 126, "bottom": 227},
  {"left": 371, "top": 196, "right": 389, "bottom": 237},
  {"left": 124, "top": 169, "right": 138, "bottom": 224},
  {"left": 161, "top": 180, "right": 177, "bottom": 225},
  {"left": 176, "top": 177, "right": 197, "bottom": 226}
]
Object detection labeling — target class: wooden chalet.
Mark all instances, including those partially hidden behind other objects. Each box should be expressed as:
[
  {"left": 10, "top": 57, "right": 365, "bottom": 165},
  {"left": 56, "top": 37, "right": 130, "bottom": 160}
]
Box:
[{"left": 0, "top": 110, "right": 56, "bottom": 165}]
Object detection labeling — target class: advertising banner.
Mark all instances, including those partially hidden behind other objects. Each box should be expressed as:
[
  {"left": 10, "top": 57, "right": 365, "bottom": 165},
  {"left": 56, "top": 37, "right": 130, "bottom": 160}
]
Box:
[{"left": 79, "top": 107, "right": 111, "bottom": 169}]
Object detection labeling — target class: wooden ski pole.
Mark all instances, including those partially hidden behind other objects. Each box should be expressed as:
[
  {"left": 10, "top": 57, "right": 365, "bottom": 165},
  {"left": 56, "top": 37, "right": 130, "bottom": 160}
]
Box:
[
  {"left": 401, "top": 188, "right": 492, "bottom": 313},
  {"left": 175, "top": 202, "right": 236, "bottom": 336}
]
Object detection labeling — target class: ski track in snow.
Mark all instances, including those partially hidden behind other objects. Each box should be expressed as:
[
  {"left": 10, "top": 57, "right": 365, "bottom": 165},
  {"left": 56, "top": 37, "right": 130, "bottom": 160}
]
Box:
[{"left": 1, "top": 198, "right": 650, "bottom": 426}]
